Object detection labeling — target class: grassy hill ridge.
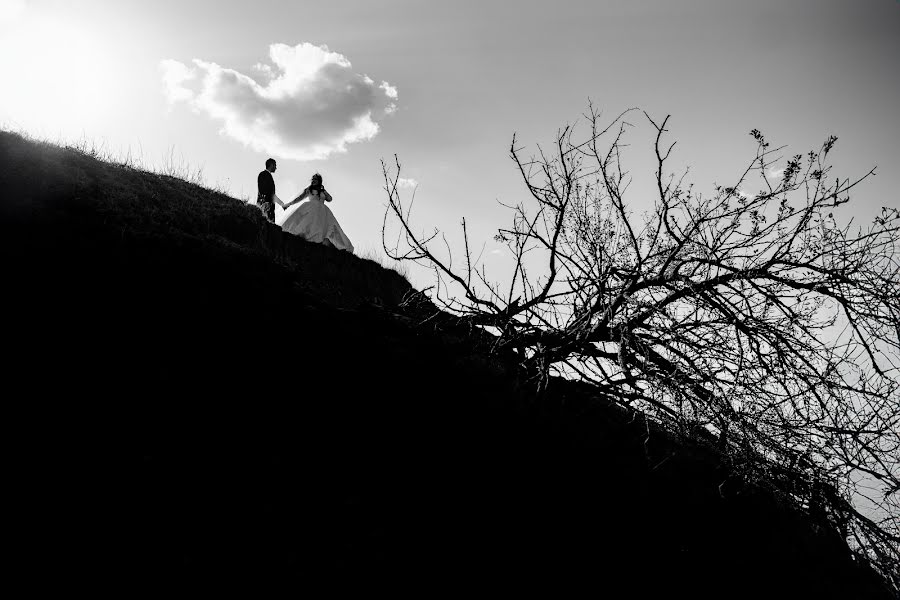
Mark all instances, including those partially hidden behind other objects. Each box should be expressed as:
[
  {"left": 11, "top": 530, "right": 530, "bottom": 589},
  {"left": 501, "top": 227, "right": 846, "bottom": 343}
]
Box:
[
  {"left": 0, "top": 130, "right": 413, "bottom": 309},
  {"left": 1, "top": 130, "right": 893, "bottom": 598}
]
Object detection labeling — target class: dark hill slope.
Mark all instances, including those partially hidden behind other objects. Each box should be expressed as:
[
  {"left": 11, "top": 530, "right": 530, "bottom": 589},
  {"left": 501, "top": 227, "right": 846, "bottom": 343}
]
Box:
[{"left": 1, "top": 131, "right": 893, "bottom": 598}]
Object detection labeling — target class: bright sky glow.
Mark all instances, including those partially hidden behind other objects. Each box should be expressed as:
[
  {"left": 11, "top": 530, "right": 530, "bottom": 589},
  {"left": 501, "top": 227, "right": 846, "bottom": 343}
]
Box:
[
  {"left": 0, "top": 9, "right": 123, "bottom": 138},
  {"left": 0, "top": 0, "right": 897, "bottom": 287}
]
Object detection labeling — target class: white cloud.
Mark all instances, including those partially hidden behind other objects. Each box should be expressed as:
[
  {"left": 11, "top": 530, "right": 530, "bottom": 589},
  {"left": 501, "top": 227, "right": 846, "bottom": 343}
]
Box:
[
  {"left": 768, "top": 168, "right": 784, "bottom": 179},
  {"left": 0, "top": 0, "right": 26, "bottom": 26},
  {"left": 380, "top": 82, "right": 398, "bottom": 99},
  {"left": 160, "top": 42, "right": 398, "bottom": 161},
  {"left": 396, "top": 177, "right": 418, "bottom": 189},
  {"left": 160, "top": 59, "right": 195, "bottom": 104}
]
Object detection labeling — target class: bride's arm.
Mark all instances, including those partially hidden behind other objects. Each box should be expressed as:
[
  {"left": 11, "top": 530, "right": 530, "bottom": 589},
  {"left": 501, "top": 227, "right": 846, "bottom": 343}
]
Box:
[
  {"left": 286, "top": 187, "right": 309, "bottom": 208},
  {"left": 321, "top": 188, "right": 333, "bottom": 202}
]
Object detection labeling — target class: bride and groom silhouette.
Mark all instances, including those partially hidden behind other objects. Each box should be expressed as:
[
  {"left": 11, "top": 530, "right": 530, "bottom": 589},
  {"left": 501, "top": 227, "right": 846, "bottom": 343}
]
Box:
[{"left": 257, "top": 158, "right": 354, "bottom": 252}]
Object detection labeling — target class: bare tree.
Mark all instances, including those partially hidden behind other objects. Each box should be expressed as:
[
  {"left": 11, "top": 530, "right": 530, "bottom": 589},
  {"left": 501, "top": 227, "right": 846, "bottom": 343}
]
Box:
[{"left": 382, "top": 105, "right": 900, "bottom": 590}]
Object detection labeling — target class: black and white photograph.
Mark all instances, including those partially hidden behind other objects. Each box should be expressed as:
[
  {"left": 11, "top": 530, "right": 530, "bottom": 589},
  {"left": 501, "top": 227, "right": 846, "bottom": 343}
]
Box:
[{"left": 2, "top": 0, "right": 898, "bottom": 596}]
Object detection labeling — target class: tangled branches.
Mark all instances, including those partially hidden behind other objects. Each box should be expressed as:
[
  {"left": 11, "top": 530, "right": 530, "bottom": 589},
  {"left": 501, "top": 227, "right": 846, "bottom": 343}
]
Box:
[{"left": 382, "top": 105, "right": 899, "bottom": 590}]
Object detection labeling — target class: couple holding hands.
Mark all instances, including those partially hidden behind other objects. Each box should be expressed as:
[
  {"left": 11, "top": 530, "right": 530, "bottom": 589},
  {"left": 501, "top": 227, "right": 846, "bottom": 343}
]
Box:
[{"left": 257, "top": 158, "right": 354, "bottom": 253}]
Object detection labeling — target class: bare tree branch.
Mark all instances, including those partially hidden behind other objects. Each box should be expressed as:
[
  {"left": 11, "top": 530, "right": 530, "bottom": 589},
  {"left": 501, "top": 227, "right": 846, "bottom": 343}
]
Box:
[{"left": 382, "top": 108, "right": 900, "bottom": 592}]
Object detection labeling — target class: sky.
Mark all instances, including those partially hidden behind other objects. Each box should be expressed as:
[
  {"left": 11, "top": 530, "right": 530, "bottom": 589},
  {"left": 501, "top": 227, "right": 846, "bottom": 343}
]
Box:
[{"left": 1, "top": 0, "right": 898, "bottom": 288}]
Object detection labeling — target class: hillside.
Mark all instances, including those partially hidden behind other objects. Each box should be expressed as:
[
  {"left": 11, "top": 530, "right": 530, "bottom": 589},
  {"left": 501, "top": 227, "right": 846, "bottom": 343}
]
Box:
[{"left": 1, "top": 130, "right": 894, "bottom": 598}]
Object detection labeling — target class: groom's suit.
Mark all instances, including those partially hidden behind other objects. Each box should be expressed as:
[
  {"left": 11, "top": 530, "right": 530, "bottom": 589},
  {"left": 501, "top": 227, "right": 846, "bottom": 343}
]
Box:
[{"left": 257, "top": 169, "right": 276, "bottom": 223}]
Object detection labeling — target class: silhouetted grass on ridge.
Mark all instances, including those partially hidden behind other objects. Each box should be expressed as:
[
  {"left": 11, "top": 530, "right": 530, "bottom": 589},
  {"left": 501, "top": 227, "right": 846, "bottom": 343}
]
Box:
[{"left": 0, "top": 128, "right": 413, "bottom": 308}]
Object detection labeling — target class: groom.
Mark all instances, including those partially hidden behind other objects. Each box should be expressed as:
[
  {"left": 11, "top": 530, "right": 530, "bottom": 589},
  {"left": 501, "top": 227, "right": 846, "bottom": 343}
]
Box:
[{"left": 257, "top": 158, "right": 286, "bottom": 223}]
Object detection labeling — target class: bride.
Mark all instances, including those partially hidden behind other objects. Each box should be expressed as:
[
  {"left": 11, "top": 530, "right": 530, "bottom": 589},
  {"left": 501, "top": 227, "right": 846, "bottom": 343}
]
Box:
[{"left": 278, "top": 173, "right": 354, "bottom": 253}]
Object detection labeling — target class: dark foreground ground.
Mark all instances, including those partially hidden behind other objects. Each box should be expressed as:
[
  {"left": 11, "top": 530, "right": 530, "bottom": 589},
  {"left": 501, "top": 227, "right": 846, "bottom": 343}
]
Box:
[{"left": 2, "top": 131, "right": 894, "bottom": 597}]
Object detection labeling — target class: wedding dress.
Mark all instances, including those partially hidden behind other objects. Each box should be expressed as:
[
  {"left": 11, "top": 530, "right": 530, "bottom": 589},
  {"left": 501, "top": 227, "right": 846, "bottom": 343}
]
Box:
[{"left": 277, "top": 189, "right": 354, "bottom": 252}]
